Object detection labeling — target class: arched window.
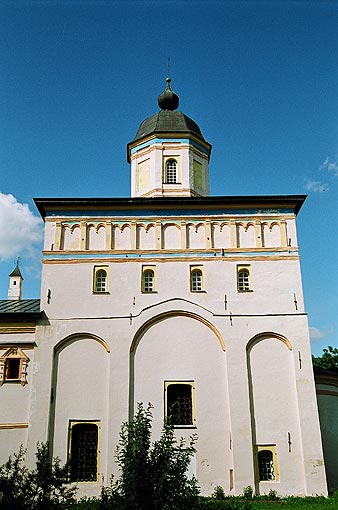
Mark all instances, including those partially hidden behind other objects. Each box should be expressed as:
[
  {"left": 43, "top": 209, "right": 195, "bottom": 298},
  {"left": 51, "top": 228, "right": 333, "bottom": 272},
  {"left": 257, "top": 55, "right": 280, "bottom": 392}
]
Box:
[
  {"left": 165, "top": 159, "right": 177, "bottom": 184},
  {"left": 191, "top": 268, "right": 203, "bottom": 292},
  {"left": 258, "top": 449, "right": 275, "bottom": 481},
  {"left": 69, "top": 422, "right": 99, "bottom": 482},
  {"left": 142, "top": 268, "right": 155, "bottom": 293},
  {"left": 237, "top": 267, "right": 250, "bottom": 292},
  {"left": 95, "top": 269, "right": 107, "bottom": 293}
]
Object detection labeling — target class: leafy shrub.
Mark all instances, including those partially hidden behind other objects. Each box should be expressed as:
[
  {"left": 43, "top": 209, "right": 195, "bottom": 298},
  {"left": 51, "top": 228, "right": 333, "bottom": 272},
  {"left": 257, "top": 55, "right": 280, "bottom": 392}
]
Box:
[
  {"left": 0, "top": 442, "right": 77, "bottom": 510},
  {"left": 102, "top": 403, "right": 200, "bottom": 510},
  {"left": 242, "top": 486, "right": 253, "bottom": 500},
  {"left": 212, "top": 485, "right": 226, "bottom": 500}
]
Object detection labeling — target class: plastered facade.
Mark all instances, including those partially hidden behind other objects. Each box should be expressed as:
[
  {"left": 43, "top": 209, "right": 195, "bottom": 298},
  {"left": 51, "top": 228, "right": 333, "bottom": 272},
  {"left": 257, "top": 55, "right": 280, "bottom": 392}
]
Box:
[{"left": 0, "top": 85, "right": 328, "bottom": 498}]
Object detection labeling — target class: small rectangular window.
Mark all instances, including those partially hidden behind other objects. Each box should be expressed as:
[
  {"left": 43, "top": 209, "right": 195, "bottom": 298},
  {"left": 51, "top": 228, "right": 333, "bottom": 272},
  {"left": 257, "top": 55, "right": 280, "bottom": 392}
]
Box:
[
  {"left": 68, "top": 421, "right": 100, "bottom": 482},
  {"left": 237, "top": 265, "right": 251, "bottom": 292},
  {"left": 164, "top": 381, "right": 196, "bottom": 427},
  {"left": 5, "top": 358, "right": 20, "bottom": 380},
  {"left": 0, "top": 347, "right": 29, "bottom": 386}
]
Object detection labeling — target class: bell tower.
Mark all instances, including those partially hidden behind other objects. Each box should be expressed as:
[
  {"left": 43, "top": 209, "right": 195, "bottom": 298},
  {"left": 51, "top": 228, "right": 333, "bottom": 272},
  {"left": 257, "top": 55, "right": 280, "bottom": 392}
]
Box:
[{"left": 127, "top": 78, "right": 212, "bottom": 198}]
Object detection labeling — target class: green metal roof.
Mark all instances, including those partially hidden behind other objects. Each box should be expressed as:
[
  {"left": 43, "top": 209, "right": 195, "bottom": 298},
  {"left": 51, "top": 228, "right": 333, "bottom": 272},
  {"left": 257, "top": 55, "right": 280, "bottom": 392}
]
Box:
[
  {"left": 0, "top": 299, "right": 40, "bottom": 314},
  {"left": 132, "top": 110, "right": 206, "bottom": 143}
]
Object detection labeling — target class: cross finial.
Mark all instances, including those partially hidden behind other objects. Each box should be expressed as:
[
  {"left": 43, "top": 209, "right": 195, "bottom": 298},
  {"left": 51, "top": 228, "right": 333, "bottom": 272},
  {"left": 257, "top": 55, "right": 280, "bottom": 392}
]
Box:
[
  {"left": 16, "top": 256, "right": 21, "bottom": 267},
  {"left": 167, "top": 56, "right": 171, "bottom": 80}
]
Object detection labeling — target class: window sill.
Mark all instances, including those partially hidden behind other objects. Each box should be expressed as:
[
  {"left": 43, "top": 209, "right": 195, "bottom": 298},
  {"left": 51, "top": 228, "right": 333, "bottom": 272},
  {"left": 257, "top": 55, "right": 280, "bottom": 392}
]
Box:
[
  {"left": 237, "top": 289, "right": 253, "bottom": 293},
  {"left": 141, "top": 291, "right": 158, "bottom": 294},
  {"left": 93, "top": 291, "right": 110, "bottom": 295},
  {"left": 190, "top": 290, "right": 207, "bottom": 293},
  {"left": 172, "top": 424, "right": 197, "bottom": 429}
]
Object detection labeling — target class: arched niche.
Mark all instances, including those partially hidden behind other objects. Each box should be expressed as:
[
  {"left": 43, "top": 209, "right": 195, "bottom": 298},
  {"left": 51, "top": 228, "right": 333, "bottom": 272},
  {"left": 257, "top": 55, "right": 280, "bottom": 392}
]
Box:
[
  {"left": 262, "top": 223, "right": 281, "bottom": 248},
  {"left": 246, "top": 332, "right": 304, "bottom": 495},
  {"left": 61, "top": 224, "right": 81, "bottom": 251},
  {"left": 49, "top": 333, "right": 110, "bottom": 464},
  {"left": 129, "top": 311, "right": 230, "bottom": 488},
  {"left": 162, "top": 223, "right": 181, "bottom": 250},
  {"left": 137, "top": 224, "right": 156, "bottom": 250},
  {"left": 237, "top": 223, "right": 255, "bottom": 248},
  {"left": 87, "top": 224, "right": 106, "bottom": 250},
  {"left": 212, "top": 223, "right": 231, "bottom": 249},
  {"left": 187, "top": 223, "right": 205, "bottom": 249}
]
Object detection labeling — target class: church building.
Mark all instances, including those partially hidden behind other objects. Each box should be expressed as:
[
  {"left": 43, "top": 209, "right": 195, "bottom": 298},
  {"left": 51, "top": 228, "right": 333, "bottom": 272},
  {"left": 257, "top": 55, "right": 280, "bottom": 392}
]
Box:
[{"left": 0, "top": 78, "right": 331, "bottom": 497}]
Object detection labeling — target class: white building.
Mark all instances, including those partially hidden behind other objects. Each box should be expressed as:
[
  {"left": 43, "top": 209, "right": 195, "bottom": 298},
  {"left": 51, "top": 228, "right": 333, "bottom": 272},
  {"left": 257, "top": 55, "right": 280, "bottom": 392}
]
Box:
[{"left": 0, "top": 79, "right": 330, "bottom": 497}]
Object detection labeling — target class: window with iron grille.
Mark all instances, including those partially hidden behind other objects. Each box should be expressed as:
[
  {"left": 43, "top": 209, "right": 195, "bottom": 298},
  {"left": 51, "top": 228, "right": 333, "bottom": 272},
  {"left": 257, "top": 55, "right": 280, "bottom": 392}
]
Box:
[
  {"left": 165, "top": 160, "right": 177, "bottom": 184},
  {"left": 258, "top": 449, "right": 275, "bottom": 481},
  {"left": 165, "top": 382, "right": 195, "bottom": 426},
  {"left": 69, "top": 422, "right": 99, "bottom": 482}
]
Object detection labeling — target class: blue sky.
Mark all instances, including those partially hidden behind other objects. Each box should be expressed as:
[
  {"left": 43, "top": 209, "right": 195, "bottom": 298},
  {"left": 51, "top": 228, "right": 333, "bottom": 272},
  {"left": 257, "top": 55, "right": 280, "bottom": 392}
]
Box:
[{"left": 0, "top": 0, "right": 337, "bottom": 356}]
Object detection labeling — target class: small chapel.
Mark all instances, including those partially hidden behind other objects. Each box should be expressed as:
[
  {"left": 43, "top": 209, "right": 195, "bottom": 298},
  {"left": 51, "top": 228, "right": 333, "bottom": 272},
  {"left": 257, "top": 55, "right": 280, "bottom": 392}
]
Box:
[{"left": 0, "top": 78, "right": 336, "bottom": 497}]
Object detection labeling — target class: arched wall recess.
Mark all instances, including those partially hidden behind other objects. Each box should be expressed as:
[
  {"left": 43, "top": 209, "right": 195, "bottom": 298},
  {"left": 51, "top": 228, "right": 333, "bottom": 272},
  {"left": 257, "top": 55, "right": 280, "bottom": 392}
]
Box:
[
  {"left": 246, "top": 332, "right": 292, "bottom": 353},
  {"left": 130, "top": 310, "right": 225, "bottom": 353},
  {"left": 54, "top": 332, "right": 110, "bottom": 355}
]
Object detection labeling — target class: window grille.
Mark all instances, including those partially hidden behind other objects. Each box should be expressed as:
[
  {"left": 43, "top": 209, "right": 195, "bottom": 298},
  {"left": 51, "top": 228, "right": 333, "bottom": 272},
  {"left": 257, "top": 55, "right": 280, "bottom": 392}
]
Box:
[
  {"left": 165, "top": 160, "right": 177, "bottom": 184},
  {"left": 70, "top": 423, "right": 98, "bottom": 482},
  {"left": 258, "top": 449, "right": 275, "bottom": 481},
  {"left": 167, "top": 384, "right": 193, "bottom": 426}
]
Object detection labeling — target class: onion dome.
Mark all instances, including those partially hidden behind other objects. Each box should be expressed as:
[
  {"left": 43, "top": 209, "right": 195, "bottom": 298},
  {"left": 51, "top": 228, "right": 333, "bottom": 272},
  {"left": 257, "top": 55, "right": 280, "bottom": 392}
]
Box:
[
  {"left": 129, "top": 78, "right": 210, "bottom": 148},
  {"left": 158, "top": 77, "right": 179, "bottom": 111}
]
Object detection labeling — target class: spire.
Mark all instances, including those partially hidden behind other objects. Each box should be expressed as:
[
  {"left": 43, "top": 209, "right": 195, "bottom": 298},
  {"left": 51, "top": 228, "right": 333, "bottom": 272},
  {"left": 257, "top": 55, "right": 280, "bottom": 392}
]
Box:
[
  {"left": 158, "top": 77, "right": 179, "bottom": 111},
  {"left": 8, "top": 260, "right": 23, "bottom": 300}
]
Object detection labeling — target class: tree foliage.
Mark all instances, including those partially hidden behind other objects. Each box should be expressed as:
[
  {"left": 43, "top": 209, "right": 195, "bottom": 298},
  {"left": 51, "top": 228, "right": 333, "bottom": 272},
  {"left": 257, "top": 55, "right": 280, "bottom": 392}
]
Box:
[
  {"left": 0, "top": 442, "right": 77, "bottom": 510},
  {"left": 312, "top": 346, "right": 338, "bottom": 371},
  {"left": 102, "top": 403, "right": 200, "bottom": 510}
]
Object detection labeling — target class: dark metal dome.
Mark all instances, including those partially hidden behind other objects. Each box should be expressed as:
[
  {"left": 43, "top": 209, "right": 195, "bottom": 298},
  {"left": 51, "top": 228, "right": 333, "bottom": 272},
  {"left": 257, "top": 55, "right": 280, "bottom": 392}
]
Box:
[
  {"left": 132, "top": 109, "right": 205, "bottom": 143},
  {"left": 127, "top": 78, "right": 212, "bottom": 161},
  {"left": 158, "top": 77, "right": 179, "bottom": 111}
]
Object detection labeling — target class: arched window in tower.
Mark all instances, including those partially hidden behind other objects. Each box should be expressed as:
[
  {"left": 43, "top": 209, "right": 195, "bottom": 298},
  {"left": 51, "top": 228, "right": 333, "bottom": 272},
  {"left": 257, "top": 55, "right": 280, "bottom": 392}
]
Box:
[
  {"left": 93, "top": 267, "right": 108, "bottom": 293},
  {"left": 142, "top": 266, "right": 156, "bottom": 293},
  {"left": 190, "top": 267, "right": 203, "bottom": 292},
  {"left": 165, "top": 159, "right": 178, "bottom": 184},
  {"left": 237, "top": 266, "right": 251, "bottom": 292}
]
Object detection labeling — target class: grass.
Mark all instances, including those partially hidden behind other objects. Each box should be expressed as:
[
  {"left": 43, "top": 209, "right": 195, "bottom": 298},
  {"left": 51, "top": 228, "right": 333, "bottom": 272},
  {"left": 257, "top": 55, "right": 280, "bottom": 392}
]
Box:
[{"left": 70, "top": 493, "right": 338, "bottom": 510}]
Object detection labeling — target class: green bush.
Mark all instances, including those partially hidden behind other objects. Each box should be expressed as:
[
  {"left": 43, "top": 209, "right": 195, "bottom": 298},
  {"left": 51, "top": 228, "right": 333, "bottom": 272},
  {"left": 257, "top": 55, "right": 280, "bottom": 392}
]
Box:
[
  {"left": 0, "top": 442, "right": 77, "bottom": 510},
  {"left": 102, "top": 402, "right": 200, "bottom": 510}
]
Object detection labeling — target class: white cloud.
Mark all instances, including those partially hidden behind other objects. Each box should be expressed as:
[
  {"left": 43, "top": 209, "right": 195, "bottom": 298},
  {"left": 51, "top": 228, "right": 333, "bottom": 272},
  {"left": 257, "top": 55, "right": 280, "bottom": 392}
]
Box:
[
  {"left": 0, "top": 193, "right": 43, "bottom": 261},
  {"left": 305, "top": 179, "right": 329, "bottom": 193},
  {"left": 319, "top": 156, "right": 338, "bottom": 177},
  {"left": 309, "top": 326, "right": 334, "bottom": 342}
]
